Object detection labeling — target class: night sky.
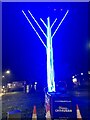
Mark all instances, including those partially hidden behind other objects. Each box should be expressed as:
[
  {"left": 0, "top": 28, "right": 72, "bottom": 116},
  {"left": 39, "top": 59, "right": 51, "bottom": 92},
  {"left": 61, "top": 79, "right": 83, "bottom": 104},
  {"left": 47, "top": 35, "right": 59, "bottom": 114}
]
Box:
[{"left": 2, "top": 2, "right": 88, "bottom": 87}]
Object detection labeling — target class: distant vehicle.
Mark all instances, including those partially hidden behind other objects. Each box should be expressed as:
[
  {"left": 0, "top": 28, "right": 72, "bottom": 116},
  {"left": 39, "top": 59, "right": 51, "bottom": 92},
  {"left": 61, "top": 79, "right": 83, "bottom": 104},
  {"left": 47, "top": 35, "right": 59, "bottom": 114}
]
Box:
[{"left": 72, "top": 72, "right": 89, "bottom": 91}]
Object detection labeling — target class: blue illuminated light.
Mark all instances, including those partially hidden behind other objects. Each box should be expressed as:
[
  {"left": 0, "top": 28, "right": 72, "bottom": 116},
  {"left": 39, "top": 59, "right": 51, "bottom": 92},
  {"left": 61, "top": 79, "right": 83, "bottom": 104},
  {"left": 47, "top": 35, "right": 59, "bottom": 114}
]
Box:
[
  {"left": 54, "top": 9, "right": 56, "bottom": 11},
  {"left": 47, "top": 17, "right": 55, "bottom": 92},
  {"left": 40, "top": 18, "right": 47, "bottom": 28},
  {"left": 22, "top": 10, "right": 47, "bottom": 48},
  {"left": 22, "top": 10, "right": 69, "bottom": 92},
  {"left": 51, "top": 18, "right": 57, "bottom": 29},
  {"left": 52, "top": 10, "right": 69, "bottom": 38},
  {"left": 28, "top": 10, "right": 47, "bottom": 38}
]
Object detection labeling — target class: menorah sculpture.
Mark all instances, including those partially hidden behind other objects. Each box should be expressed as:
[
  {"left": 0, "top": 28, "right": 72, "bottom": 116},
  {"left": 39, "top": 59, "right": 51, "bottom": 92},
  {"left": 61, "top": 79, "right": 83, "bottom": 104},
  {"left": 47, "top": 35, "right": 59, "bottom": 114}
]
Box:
[{"left": 22, "top": 9, "right": 69, "bottom": 92}]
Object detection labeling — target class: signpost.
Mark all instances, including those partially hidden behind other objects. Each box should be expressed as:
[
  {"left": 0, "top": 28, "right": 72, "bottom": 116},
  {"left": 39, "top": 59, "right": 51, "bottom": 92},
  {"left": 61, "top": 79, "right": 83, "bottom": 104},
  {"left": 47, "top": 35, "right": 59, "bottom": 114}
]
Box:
[{"left": 45, "top": 92, "right": 77, "bottom": 120}]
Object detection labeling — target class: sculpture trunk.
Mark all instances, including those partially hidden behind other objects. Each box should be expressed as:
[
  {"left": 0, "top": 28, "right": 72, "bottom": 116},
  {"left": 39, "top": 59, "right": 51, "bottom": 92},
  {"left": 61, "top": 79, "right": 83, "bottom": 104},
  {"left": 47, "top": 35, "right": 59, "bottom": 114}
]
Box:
[{"left": 47, "top": 17, "right": 55, "bottom": 92}]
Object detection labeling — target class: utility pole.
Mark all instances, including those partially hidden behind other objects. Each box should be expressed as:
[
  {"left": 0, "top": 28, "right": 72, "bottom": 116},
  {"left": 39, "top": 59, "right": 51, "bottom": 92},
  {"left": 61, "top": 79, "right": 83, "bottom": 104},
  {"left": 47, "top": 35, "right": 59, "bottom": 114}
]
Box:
[{"left": 22, "top": 9, "right": 69, "bottom": 92}]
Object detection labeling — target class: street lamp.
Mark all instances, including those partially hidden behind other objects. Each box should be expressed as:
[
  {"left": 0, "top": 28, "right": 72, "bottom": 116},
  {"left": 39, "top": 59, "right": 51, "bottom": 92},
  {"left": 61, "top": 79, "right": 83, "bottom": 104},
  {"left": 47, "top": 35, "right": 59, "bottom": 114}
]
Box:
[
  {"left": 2, "top": 76, "right": 5, "bottom": 78},
  {"left": 88, "top": 71, "right": 90, "bottom": 74},
  {"left": 6, "top": 70, "right": 10, "bottom": 74},
  {"left": 72, "top": 76, "right": 74, "bottom": 79},
  {"left": 81, "top": 73, "right": 83, "bottom": 75},
  {"left": 35, "top": 82, "right": 37, "bottom": 85},
  {"left": 72, "top": 78, "right": 77, "bottom": 83}
]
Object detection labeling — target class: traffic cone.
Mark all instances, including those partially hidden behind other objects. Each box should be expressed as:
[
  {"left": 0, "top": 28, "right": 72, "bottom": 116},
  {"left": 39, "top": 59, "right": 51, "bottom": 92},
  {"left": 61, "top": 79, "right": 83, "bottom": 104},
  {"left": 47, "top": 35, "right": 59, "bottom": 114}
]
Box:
[
  {"left": 46, "top": 104, "right": 51, "bottom": 120},
  {"left": 32, "top": 105, "right": 37, "bottom": 120},
  {"left": 46, "top": 111, "right": 51, "bottom": 120},
  {"left": 76, "top": 104, "right": 82, "bottom": 120}
]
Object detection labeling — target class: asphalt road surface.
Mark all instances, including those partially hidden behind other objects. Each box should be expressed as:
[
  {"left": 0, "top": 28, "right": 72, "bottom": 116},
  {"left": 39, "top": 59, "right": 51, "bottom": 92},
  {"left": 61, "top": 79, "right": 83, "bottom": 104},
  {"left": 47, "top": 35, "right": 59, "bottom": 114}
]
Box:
[{"left": 1, "top": 90, "right": 89, "bottom": 120}]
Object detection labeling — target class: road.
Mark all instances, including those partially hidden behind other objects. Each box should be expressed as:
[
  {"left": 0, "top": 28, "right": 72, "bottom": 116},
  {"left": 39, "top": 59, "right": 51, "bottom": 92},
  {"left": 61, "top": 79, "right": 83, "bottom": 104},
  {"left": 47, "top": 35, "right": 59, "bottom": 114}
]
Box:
[{"left": 1, "top": 90, "right": 89, "bottom": 120}]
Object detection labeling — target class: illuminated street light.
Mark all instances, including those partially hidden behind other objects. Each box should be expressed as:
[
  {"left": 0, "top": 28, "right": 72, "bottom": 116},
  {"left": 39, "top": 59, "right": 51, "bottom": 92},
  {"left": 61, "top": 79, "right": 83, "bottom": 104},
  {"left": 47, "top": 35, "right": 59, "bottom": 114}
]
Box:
[
  {"left": 81, "top": 73, "right": 83, "bottom": 75},
  {"left": 35, "top": 82, "right": 37, "bottom": 85},
  {"left": 6, "top": 70, "right": 10, "bottom": 74},
  {"left": 72, "top": 78, "right": 77, "bottom": 83},
  {"left": 2, "top": 76, "right": 5, "bottom": 78},
  {"left": 88, "top": 71, "right": 90, "bottom": 74},
  {"left": 72, "top": 76, "right": 74, "bottom": 79},
  {"left": 2, "top": 86, "right": 5, "bottom": 88}
]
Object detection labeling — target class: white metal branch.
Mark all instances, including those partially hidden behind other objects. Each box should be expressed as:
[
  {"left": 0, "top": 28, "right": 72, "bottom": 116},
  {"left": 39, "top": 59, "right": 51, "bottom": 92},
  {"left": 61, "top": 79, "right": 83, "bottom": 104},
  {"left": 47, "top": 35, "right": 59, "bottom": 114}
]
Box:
[
  {"left": 22, "top": 10, "right": 47, "bottom": 48},
  {"left": 40, "top": 18, "right": 47, "bottom": 28},
  {"left": 51, "top": 18, "right": 57, "bottom": 29},
  {"left": 28, "top": 10, "right": 47, "bottom": 38},
  {"left": 52, "top": 10, "right": 69, "bottom": 39}
]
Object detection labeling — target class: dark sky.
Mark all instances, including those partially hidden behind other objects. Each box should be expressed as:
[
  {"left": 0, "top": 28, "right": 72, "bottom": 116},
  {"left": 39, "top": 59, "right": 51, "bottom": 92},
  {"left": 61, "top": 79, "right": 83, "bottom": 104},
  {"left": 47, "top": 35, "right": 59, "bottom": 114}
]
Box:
[{"left": 2, "top": 2, "right": 88, "bottom": 86}]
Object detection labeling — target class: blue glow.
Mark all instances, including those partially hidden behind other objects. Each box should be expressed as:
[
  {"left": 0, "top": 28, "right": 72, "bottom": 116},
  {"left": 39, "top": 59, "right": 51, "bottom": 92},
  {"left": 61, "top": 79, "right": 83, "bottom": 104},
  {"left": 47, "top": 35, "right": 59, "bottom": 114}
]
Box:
[
  {"left": 3, "top": 3, "right": 88, "bottom": 93},
  {"left": 52, "top": 10, "right": 69, "bottom": 38},
  {"left": 22, "top": 10, "right": 47, "bottom": 48},
  {"left": 47, "top": 17, "right": 55, "bottom": 92},
  {"left": 22, "top": 9, "right": 69, "bottom": 92},
  {"left": 28, "top": 10, "right": 47, "bottom": 38},
  {"left": 51, "top": 18, "right": 57, "bottom": 29},
  {"left": 40, "top": 18, "right": 47, "bottom": 28}
]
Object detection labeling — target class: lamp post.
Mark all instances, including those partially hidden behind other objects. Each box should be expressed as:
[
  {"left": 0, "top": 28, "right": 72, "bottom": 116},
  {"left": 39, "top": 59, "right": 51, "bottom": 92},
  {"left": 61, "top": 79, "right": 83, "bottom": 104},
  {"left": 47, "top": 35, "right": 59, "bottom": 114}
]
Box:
[
  {"left": 6, "top": 70, "right": 10, "bottom": 74},
  {"left": 2, "top": 70, "right": 11, "bottom": 86}
]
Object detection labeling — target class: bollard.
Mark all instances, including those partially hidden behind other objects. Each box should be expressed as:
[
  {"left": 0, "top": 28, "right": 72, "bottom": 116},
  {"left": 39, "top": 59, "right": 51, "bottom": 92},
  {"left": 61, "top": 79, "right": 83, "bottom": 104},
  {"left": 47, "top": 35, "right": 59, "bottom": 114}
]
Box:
[{"left": 7, "top": 110, "right": 21, "bottom": 120}]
